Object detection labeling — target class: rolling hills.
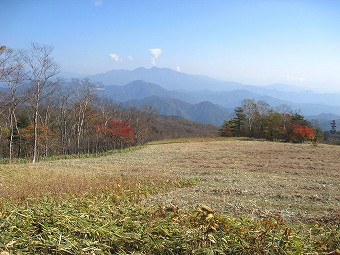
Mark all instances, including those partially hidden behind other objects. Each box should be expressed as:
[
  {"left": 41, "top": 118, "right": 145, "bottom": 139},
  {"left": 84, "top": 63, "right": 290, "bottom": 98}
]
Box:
[
  {"left": 3, "top": 67, "right": 339, "bottom": 128},
  {"left": 88, "top": 66, "right": 340, "bottom": 106},
  {"left": 121, "top": 95, "right": 230, "bottom": 126},
  {"left": 89, "top": 67, "right": 340, "bottom": 128}
]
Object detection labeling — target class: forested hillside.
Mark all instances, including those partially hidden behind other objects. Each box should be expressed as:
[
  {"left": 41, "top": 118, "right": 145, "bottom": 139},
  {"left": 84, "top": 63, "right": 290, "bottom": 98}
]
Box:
[{"left": 0, "top": 44, "right": 217, "bottom": 162}]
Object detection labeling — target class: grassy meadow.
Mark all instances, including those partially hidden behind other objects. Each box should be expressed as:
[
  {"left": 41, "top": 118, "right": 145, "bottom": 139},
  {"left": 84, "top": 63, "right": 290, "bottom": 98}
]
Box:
[{"left": 0, "top": 138, "right": 339, "bottom": 254}]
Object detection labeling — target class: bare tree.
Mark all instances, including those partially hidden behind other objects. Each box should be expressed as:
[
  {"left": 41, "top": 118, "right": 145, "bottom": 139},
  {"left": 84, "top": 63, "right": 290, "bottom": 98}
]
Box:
[
  {"left": 20, "top": 43, "right": 60, "bottom": 163},
  {"left": 241, "top": 99, "right": 258, "bottom": 137},
  {"left": 56, "top": 85, "right": 75, "bottom": 155},
  {"left": 94, "top": 98, "right": 121, "bottom": 152},
  {"left": 130, "top": 105, "right": 156, "bottom": 144},
  {"left": 275, "top": 104, "right": 293, "bottom": 134},
  {"left": 72, "top": 79, "right": 96, "bottom": 155},
  {"left": 39, "top": 82, "right": 60, "bottom": 157},
  {"left": 0, "top": 46, "right": 27, "bottom": 161},
  {"left": 1, "top": 44, "right": 162, "bottom": 160}
]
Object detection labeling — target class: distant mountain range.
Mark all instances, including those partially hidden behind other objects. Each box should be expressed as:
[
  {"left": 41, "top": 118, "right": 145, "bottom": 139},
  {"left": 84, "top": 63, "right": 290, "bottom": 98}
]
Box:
[
  {"left": 89, "top": 67, "right": 244, "bottom": 91},
  {"left": 95, "top": 80, "right": 231, "bottom": 126},
  {"left": 306, "top": 113, "right": 340, "bottom": 132},
  {"left": 88, "top": 67, "right": 340, "bottom": 128},
  {"left": 3, "top": 67, "right": 339, "bottom": 129},
  {"left": 88, "top": 67, "right": 340, "bottom": 107},
  {"left": 121, "top": 95, "right": 231, "bottom": 126}
]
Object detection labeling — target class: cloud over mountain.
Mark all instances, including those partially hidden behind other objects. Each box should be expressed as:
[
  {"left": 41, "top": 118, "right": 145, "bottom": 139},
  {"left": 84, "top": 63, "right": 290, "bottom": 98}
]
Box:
[
  {"left": 150, "top": 48, "right": 162, "bottom": 65},
  {"left": 109, "top": 53, "right": 122, "bottom": 62}
]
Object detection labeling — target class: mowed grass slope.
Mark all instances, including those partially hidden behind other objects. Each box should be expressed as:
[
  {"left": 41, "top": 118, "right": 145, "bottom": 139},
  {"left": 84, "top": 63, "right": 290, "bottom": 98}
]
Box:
[
  {"left": 0, "top": 138, "right": 339, "bottom": 254},
  {"left": 145, "top": 139, "right": 340, "bottom": 222}
]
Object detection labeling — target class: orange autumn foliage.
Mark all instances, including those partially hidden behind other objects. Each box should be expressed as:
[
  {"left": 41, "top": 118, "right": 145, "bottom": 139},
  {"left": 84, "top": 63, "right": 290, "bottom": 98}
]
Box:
[
  {"left": 21, "top": 124, "right": 51, "bottom": 141},
  {"left": 290, "top": 124, "right": 315, "bottom": 142}
]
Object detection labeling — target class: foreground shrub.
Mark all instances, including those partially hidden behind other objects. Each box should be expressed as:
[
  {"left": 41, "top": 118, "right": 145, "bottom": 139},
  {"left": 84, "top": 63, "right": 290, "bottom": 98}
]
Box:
[{"left": 0, "top": 195, "right": 339, "bottom": 254}]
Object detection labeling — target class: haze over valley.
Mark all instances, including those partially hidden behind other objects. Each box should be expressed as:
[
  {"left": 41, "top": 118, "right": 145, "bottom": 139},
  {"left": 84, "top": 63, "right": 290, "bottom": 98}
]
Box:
[{"left": 77, "top": 66, "right": 340, "bottom": 128}]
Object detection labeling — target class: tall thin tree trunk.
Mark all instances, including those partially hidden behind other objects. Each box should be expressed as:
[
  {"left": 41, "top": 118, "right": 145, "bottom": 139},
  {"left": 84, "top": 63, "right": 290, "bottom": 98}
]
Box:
[
  {"left": 43, "top": 108, "right": 50, "bottom": 157},
  {"left": 32, "top": 92, "right": 40, "bottom": 163},
  {"left": 8, "top": 109, "right": 14, "bottom": 162}
]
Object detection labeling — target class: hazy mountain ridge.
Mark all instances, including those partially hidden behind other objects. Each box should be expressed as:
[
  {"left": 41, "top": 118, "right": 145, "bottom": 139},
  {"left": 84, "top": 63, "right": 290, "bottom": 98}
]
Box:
[
  {"left": 3, "top": 67, "right": 336, "bottom": 128},
  {"left": 244, "top": 87, "right": 340, "bottom": 106},
  {"left": 96, "top": 80, "right": 171, "bottom": 101},
  {"left": 121, "top": 95, "right": 231, "bottom": 126},
  {"left": 306, "top": 113, "right": 340, "bottom": 131},
  {"left": 88, "top": 67, "right": 340, "bottom": 107},
  {"left": 94, "top": 77, "right": 340, "bottom": 118},
  {"left": 88, "top": 67, "right": 247, "bottom": 91}
]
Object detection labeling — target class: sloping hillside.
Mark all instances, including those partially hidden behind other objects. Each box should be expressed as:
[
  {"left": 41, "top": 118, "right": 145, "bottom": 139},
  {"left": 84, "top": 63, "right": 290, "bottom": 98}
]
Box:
[
  {"left": 122, "top": 95, "right": 230, "bottom": 126},
  {"left": 96, "top": 80, "right": 171, "bottom": 101},
  {"left": 149, "top": 115, "right": 219, "bottom": 140},
  {"left": 1, "top": 139, "right": 339, "bottom": 254}
]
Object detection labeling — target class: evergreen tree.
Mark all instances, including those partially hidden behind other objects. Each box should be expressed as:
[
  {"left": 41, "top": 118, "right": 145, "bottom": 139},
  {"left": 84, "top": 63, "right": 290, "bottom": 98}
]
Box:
[
  {"left": 230, "top": 107, "right": 246, "bottom": 136},
  {"left": 219, "top": 120, "right": 233, "bottom": 137},
  {"left": 330, "top": 120, "right": 336, "bottom": 134}
]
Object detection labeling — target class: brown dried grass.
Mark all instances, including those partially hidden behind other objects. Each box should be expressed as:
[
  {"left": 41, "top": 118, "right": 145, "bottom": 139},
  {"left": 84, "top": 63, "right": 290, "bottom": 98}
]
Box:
[
  {"left": 142, "top": 140, "right": 340, "bottom": 223},
  {"left": 1, "top": 139, "right": 339, "bottom": 222}
]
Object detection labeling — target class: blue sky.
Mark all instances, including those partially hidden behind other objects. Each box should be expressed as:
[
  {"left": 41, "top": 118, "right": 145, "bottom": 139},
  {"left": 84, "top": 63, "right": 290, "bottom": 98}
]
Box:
[{"left": 1, "top": 0, "right": 340, "bottom": 92}]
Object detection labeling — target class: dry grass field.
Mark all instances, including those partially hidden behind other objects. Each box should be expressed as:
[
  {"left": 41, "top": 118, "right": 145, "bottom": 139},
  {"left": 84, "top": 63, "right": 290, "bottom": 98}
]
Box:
[
  {"left": 1, "top": 138, "right": 339, "bottom": 221},
  {"left": 0, "top": 138, "right": 339, "bottom": 254},
  {"left": 144, "top": 139, "right": 340, "bottom": 223}
]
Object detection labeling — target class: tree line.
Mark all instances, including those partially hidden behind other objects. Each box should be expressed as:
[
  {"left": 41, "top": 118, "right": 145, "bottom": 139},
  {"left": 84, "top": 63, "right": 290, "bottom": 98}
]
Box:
[
  {"left": 220, "top": 99, "right": 322, "bottom": 143},
  {"left": 0, "top": 43, "right": 155, "bottom": 162}
]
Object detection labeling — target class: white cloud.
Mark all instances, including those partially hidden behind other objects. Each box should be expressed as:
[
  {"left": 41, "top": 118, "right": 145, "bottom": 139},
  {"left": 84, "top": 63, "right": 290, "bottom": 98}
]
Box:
[
  {"left": 176, "top": 66, "right": 181, "bottom": 72},
  {"left": 127, "top": 55, "right": 134, "bottom": 61},
  {"left": 109, "top": 53, "right": 122, "bottom": 62},
  {"left": 149, "top": 48, "right": 162, "bottom": 65},
  {"left": 150, "top": 48, "right": 162, "bottom": 58},
  {"left": 92, "top": 0, "right": 103, "bottom": 6},
  {"left": 286, "top": 74, "right": 306, "bottom": 82}
]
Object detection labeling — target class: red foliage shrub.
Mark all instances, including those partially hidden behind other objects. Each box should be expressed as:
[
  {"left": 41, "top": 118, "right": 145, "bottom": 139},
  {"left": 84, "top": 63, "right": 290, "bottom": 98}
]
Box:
[
  {"left": 290, "top": 124, "right": 315, "bottom": 142},
  {"left": 95, "top": 121, "right": 134, "bottom": 144}
]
